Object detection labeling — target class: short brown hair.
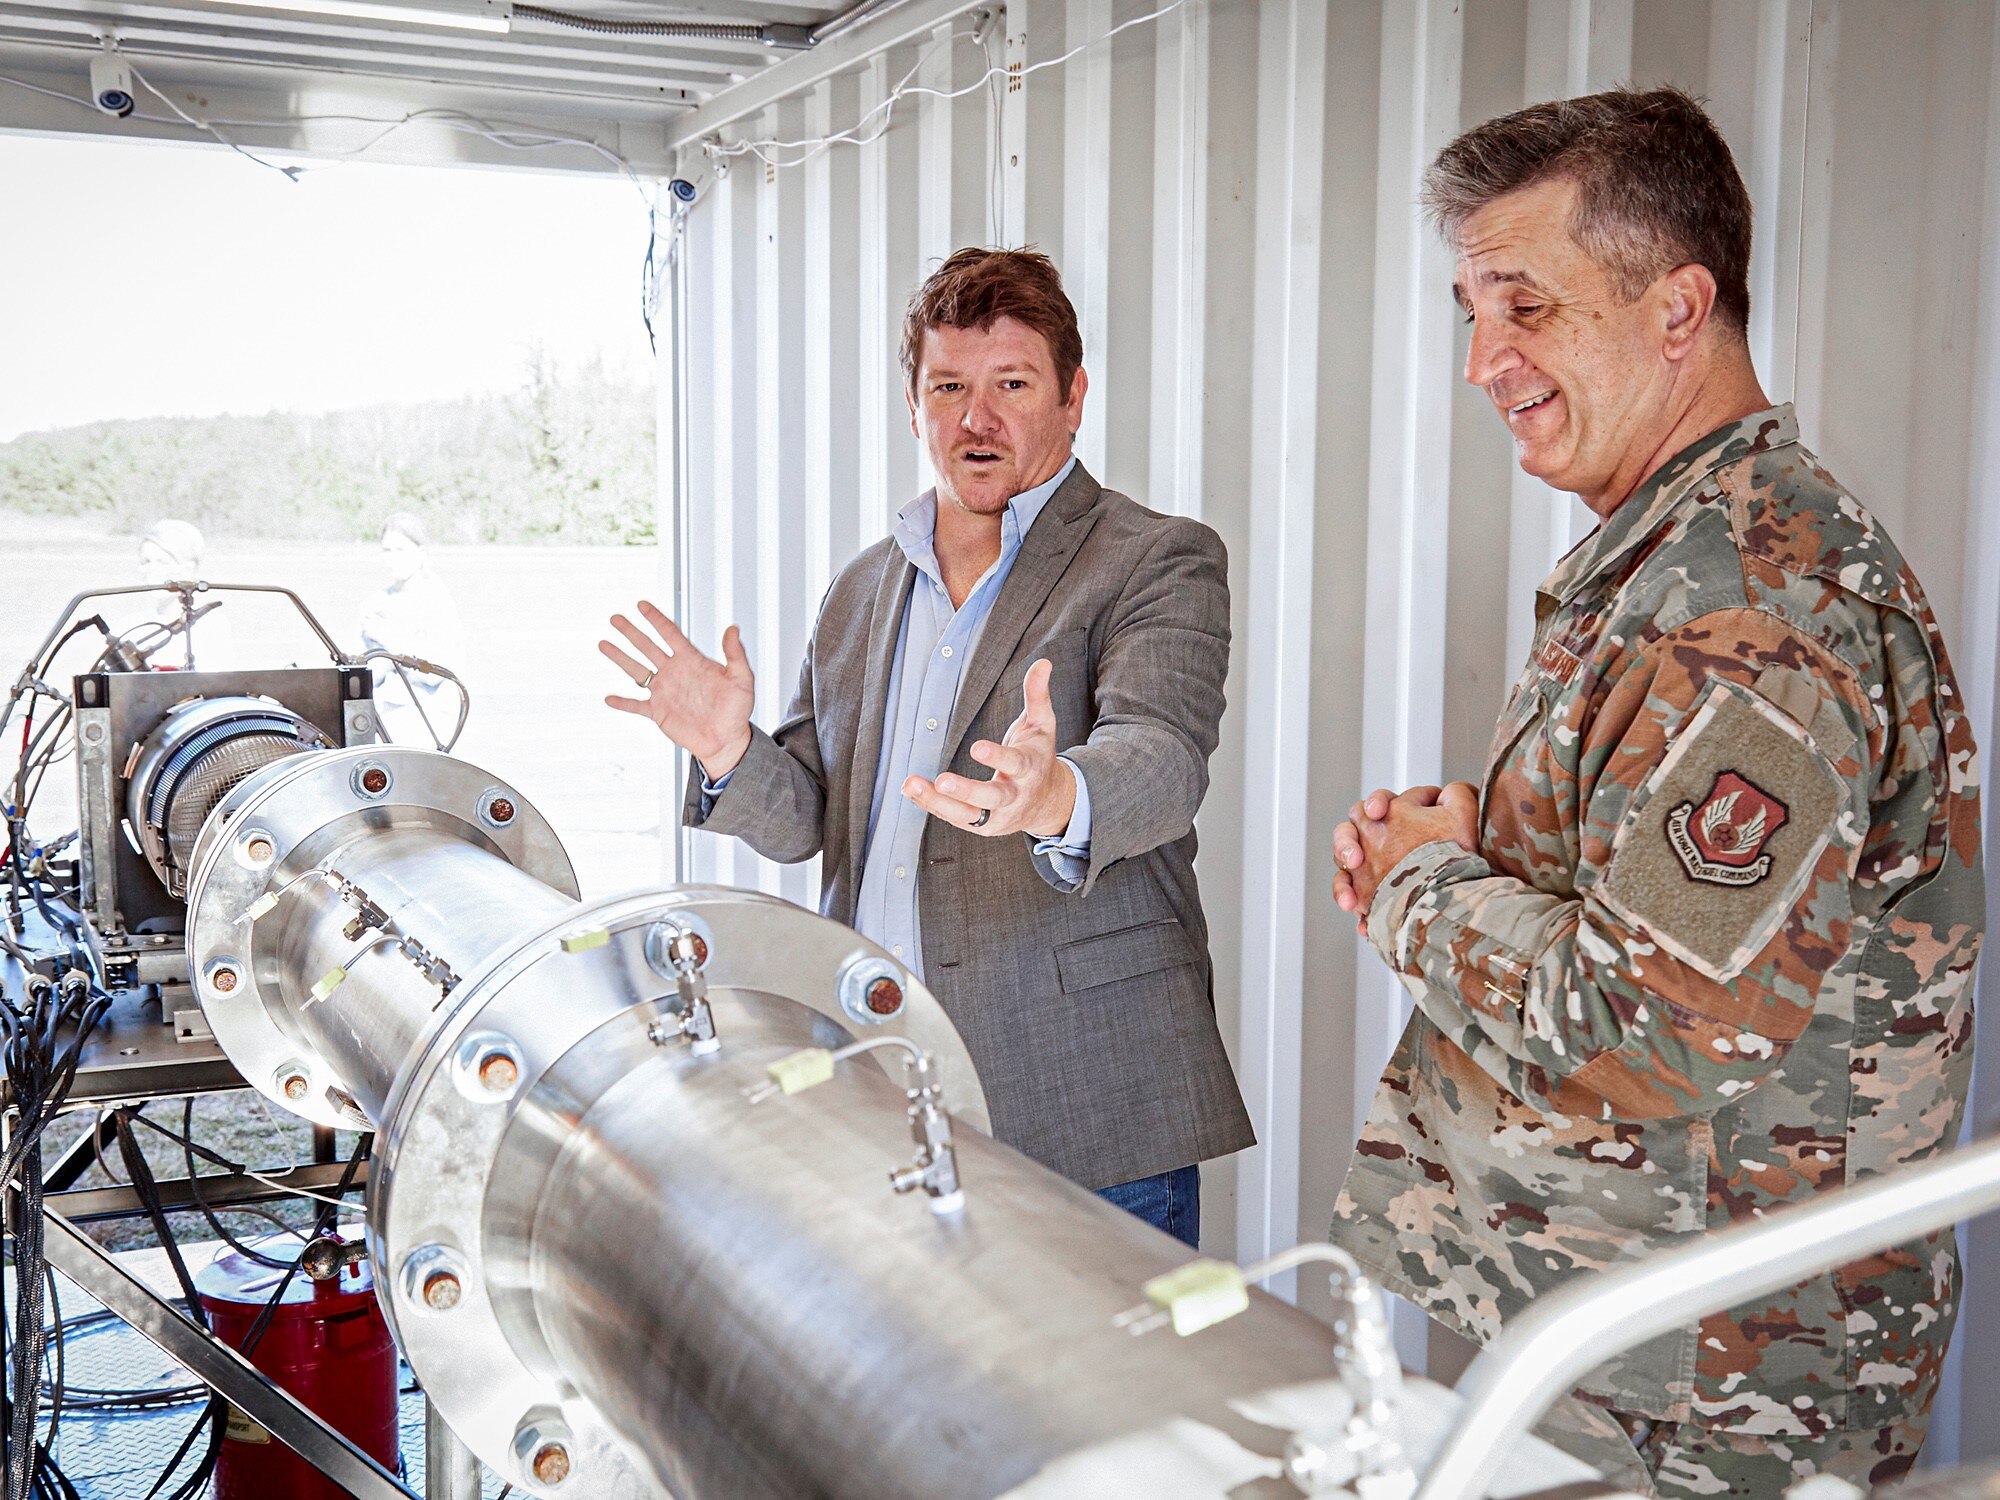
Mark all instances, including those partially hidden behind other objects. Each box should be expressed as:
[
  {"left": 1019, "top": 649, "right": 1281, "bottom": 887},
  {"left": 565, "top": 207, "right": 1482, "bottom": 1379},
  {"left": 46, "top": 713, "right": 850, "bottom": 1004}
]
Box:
[
  {"left": 900, "top": 247, "right": 1084, "bottom": 396},
  {"left": 1424, "top": 86, "right": 1752, "bottom": 333}
]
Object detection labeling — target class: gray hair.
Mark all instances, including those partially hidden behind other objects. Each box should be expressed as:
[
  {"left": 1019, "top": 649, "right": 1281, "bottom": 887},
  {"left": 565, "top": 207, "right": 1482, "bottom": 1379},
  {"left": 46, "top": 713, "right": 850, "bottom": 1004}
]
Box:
[{"left": 1423, "top": 86, "right": 1753, "bottom": 333}]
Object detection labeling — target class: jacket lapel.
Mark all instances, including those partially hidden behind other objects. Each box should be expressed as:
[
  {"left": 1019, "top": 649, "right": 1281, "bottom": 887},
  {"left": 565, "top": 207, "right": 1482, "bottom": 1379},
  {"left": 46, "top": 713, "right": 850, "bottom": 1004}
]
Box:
[
  {"left": 845, "top": 544, "right": 917, "bottom": 897},
  {"left": 941, "top": 463, "right": 1103, "bottom": 765}
]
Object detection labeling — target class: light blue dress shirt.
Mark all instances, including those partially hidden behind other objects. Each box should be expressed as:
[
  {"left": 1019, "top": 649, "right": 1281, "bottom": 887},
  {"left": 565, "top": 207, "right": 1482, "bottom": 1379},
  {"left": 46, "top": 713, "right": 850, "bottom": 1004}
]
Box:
[{"left": 703, "top": 457, "right": 1092, "bottom": 981}]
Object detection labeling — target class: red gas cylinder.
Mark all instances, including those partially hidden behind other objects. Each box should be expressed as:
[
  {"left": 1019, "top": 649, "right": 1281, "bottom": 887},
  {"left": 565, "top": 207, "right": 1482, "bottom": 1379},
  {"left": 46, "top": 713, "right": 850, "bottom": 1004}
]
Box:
[{"left": 195, "top": 1235, "right": 401, "bottom": 1500}]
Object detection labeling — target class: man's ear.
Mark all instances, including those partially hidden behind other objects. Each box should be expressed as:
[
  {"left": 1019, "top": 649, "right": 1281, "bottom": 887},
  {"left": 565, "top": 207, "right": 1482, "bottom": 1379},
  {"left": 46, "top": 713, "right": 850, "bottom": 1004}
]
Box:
[
  {"left": 1658, "top": 263, "right": 1718, "bottom": 361},
  {"left": 1065, "top": 366, "right": 1089, "bottom": 432},
  {"left": 905, "top": 382, "right": 920, "bottom": 439}
]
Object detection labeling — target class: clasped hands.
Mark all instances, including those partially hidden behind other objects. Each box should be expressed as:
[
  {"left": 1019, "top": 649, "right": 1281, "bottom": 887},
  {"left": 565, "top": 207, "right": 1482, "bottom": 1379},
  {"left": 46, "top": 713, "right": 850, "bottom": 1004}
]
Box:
[
  {"left": 1331, "top": 783, "right": 1480, "bottom": 937},
  {"left": 598, "top": 602, "right": 1076, "bottom": 839}
]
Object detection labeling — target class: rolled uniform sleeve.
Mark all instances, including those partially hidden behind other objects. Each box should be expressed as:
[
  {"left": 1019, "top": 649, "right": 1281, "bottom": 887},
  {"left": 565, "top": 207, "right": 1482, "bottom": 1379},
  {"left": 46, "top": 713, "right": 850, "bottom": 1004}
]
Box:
[{"left": 1364, "top": 607, "right": 1877, "bottom": 1122}]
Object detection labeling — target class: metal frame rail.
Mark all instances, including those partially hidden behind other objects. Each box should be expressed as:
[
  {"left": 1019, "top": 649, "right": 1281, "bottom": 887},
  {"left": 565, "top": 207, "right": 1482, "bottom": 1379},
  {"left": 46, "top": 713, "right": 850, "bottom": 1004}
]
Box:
[
  {"left": 1414, "top": 1134, "right": 2000, "bottom": 1500},
  {"left": 2, "top": 1040, "right": 432, "bottom": 1500},
  {"left": 41, "top": 1208, "right": 413, "bottom": 1500}
]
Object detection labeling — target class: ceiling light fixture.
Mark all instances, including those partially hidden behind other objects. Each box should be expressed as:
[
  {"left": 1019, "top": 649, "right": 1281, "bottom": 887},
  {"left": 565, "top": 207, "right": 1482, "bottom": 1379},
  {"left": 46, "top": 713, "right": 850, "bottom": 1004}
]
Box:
[{"left": 195, "top": 0, "right": 512, "bottom": 33}]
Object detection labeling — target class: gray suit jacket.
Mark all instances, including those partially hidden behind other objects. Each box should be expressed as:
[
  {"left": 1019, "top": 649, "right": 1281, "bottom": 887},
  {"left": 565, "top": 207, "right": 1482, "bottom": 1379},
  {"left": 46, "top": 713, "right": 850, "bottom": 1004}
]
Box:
[{"left": 683, "top": 463, "right": 1255, "bottom": 1190}]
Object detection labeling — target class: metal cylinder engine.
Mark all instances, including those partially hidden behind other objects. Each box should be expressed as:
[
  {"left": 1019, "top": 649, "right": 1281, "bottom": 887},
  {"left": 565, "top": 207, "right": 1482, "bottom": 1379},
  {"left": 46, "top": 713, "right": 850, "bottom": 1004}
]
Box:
[{"left": 175, "top": 744, "right": 1518, "bottom": 1499}]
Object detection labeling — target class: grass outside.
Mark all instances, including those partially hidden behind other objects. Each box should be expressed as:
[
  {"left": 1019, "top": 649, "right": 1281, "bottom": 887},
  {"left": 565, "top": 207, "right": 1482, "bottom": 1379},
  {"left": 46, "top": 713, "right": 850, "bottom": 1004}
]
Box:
[{"left": 42, "top": 1093, "right": 363, "bottom": 1254}]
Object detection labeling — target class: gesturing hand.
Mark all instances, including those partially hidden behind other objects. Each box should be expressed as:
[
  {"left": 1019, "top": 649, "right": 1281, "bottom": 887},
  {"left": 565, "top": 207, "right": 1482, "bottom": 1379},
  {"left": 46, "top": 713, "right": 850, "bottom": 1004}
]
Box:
[
  {"left": 599, "top": 602, "right": 756, "bottom": 777},
  {"left": 903, "top": 658, "right": 1077, "bottom": 840},
  {"left": 1332, "top": 782, "right": 1480, "bottom": 937}
]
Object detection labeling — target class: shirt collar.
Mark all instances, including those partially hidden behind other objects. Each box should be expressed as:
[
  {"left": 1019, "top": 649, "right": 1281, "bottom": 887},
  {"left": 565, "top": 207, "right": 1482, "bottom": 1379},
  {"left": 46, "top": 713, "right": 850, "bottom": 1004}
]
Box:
[
  {"left": 892, "top": 454, "right": 1078, "bottom": 586},
  {"left": 1538, "top": 403, "right": 1799, "bottom": 608}
]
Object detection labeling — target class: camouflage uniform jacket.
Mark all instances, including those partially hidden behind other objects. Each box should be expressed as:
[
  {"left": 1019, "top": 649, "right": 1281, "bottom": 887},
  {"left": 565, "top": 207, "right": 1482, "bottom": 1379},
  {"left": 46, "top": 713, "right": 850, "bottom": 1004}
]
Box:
[{"left": 1333, "top": 405, "right": 1984, "bottom": 1435}]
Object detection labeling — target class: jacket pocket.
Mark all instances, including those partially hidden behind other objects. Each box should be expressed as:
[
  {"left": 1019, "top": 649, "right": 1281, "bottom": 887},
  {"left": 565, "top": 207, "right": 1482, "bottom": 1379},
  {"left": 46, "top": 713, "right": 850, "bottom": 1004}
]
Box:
[{"left": 1054, "top": 919, "right": 1199, "bottom": 995}]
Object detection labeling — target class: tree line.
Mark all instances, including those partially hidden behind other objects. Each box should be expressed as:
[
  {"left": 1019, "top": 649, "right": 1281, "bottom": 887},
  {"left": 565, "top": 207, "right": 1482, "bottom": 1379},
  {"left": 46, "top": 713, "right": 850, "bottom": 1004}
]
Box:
[{"left": 0, "top": 354, "right": 656, "bottom": 546}]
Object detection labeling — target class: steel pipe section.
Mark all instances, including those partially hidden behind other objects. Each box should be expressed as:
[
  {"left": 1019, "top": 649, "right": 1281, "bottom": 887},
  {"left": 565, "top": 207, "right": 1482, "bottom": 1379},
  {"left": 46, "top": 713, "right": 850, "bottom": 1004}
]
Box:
[{"left": 176, "top": 744, "right": 1575, "bottom": 1499}]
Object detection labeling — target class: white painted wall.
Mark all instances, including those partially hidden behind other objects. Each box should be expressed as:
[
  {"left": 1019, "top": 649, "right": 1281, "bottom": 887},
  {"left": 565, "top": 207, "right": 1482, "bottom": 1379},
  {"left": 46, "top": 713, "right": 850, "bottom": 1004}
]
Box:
[{"left": 670, "top": 0, "right": 2000, "bottom": 1459}]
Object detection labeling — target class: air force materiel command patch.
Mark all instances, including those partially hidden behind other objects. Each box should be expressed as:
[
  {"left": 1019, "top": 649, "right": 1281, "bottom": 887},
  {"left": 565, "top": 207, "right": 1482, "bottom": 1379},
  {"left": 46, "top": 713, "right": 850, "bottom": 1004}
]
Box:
[
  {"left": 1597, "top": 676, "right": 1849, "bottom": 983},
  {"left": 1666, "top": 771, "right": 1790, "bottom": 885}
]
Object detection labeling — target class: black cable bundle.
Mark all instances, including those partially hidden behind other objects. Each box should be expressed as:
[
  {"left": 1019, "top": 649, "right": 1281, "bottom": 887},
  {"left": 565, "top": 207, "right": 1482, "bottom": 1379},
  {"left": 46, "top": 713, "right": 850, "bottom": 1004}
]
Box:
[
  {"left": 0, "top": 968, "right": 111, "bottom": 1500},
  {"left": 103, "top": 1115, "right": 374, "bottom": 1500}
]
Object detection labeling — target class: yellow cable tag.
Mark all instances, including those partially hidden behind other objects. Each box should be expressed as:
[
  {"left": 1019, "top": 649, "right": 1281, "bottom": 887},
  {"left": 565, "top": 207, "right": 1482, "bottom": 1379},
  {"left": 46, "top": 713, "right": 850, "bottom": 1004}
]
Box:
[
  {"left": 310, "top": 967, "right": 347, "bottom": 1003},
  {"left": 766, "top": 1049, "right": 836, "bottom": 1095},
  {"left": 560, "top": 928, "right": 611, "bottom": 953},
  {"left": 241, "top": 892, "right": 280, "bottom": 922},
  {"left": 1143, "top": 1259, "right": 1249, "bottom": 1336}
]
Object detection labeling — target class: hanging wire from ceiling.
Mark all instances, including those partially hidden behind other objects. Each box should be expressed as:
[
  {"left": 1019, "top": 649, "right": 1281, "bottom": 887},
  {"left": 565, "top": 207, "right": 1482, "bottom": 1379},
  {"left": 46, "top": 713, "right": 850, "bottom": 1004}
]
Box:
[
  {"left": 705, "top": 0, "right": 1190, "bottom": 172},
  {"left": 126, "top": 54, "right": 304, "bottom": 182}
]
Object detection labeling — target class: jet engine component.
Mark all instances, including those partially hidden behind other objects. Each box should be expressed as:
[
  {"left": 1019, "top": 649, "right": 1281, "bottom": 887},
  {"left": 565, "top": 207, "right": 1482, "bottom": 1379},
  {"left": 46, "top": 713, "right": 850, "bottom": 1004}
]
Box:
[
  {"left": 125, "top": 694, "right": 334, "bottom": 899},
  {"left": 179, "top": 743, "right": 1367, "bottom": 1498}
]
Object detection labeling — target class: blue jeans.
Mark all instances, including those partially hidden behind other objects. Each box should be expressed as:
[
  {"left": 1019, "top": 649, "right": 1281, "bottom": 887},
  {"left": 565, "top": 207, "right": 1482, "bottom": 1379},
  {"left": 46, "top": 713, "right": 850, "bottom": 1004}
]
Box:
[{"left": 1096, "top": 1164, "right": 1200, "bottom": 1248}]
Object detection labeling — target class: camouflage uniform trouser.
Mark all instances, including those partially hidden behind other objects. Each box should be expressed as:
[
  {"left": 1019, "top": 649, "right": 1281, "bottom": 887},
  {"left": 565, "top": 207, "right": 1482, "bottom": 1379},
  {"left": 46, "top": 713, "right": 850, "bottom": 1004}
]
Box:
[{"left": 1614, "top": 1410, "right": 1929, "bottom": 1497}]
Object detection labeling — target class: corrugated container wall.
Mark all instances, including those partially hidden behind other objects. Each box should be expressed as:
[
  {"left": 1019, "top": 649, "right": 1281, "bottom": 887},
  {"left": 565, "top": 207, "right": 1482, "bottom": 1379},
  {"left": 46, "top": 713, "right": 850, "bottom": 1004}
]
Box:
[{"left": 664, "top": 0, "right": 2000, "bottom": 1461}]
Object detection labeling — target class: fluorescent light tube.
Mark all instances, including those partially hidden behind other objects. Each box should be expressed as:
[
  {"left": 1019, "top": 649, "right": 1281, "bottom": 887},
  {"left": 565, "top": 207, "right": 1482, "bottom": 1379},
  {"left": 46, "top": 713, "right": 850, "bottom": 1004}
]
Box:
[{"left": 196, "top": 0, "right": 513, "bottom": 32}]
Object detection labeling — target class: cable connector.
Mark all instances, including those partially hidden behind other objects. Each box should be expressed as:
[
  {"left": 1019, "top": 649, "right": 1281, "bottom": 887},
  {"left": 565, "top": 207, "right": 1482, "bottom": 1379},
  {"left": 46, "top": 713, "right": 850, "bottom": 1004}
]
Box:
[
  {"left": 1115, "top": 1242, "right": 1412, "bottom": 1497},
  {"left": 747, "top": 1036, "right": 964, "bottom": 1215},
  {"left": 1112, "top": 1259, "right": 1249, "bottom": 1338}
]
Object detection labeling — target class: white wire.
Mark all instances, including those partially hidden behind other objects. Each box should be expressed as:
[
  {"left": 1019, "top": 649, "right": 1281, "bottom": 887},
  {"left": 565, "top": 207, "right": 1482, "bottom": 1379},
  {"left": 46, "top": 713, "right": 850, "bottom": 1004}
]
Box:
[
  {"left": 234, "top": 1165, "right": 361, "bottom": 1210},
  {"left": 710, "top": 24, "right": 964, "bottom": 169},
  {"left": 0, "top": 67, "right": 650, "bottom": 204},
  {"left": 126, "top": 56, "right": 303, "bottom": 183},
  {"left": 710, "top": 0, "right": 1189, "bottom": 174}
]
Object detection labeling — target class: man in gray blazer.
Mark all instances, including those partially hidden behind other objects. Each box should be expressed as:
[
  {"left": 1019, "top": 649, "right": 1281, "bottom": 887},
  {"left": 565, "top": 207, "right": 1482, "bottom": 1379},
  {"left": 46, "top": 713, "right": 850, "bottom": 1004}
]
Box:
[{"left": 599, "top": 247, "right": 1251, "bottom": 1246}]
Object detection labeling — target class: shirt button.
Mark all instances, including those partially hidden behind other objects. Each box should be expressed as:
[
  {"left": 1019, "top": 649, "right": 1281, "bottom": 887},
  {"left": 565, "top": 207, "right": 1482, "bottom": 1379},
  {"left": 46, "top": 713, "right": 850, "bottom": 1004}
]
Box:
[
  {"left": 894, "top": 865, "right": 907, "bottom": 880},
  {"left": 892, "top": 944, "right": 905, "bottom": 957},
  {"left": 925, "top": 718, "right": 938, "bottom": 730},
  {"left": 940, "top": 645, "right": 953, "bottom": 658}
]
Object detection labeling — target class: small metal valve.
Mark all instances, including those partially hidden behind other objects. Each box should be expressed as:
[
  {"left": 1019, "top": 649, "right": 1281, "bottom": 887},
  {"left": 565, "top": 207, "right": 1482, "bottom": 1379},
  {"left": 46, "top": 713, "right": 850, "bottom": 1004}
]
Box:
[
  {"left": 646, "top": 922, "right": 720, "bottom": 1056},
  {"left": 888, "top": 1051, "right": 963, "bottom": 1215}
]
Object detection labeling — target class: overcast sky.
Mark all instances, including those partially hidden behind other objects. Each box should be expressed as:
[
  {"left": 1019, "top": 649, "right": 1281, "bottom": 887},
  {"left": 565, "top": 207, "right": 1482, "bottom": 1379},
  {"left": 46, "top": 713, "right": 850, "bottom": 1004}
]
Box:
[{"left": 0, "top": 132, "right": 653, "bottom": 441}]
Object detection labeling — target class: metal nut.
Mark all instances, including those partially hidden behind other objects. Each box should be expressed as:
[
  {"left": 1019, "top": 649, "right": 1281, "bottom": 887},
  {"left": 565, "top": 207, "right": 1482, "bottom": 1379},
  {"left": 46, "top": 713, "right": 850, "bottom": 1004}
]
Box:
[
  {"left": 643, "top": 916, "right": 715, "bottom": 980},
  {"left": 402, "top": 1244, "right": 472, "bottom": 1318},
  {"left": 531, "top": 1443, "right": 571, "bottom": 1487},
  {"left": 866, "top": 977, "right": 904, "bottom": 1016},
  {"left": 477, "top": 1050, "right": 519, "bottom": 1094},
  {"left": 351, "top": 761, "right": 393, "bottom": 799},
  {"left": 422, "top": 1269, "right": 462, "bottom": 1311},
  {"left": 837, "top": 955, "right": 906, "bottom": 1028}
]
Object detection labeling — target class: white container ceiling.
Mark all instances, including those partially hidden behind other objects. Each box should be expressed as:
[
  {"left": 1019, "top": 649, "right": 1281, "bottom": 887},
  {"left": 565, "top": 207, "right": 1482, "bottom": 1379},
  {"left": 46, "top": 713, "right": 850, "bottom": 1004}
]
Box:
[{"left": 0, "top": 0, "right": 926, "bottom": 174}]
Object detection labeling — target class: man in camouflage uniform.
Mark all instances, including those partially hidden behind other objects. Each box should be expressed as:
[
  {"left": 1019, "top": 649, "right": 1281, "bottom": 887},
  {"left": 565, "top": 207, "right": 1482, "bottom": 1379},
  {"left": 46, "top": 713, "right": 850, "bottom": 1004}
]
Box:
[{"left": 1330, "top": 89, "right": 1984, "bottom": 1496}]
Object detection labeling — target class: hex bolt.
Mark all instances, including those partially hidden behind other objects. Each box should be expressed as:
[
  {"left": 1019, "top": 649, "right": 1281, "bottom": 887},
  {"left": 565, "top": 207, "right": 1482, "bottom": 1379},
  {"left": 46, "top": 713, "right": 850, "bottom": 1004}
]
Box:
[
  {"left": 360, "top": 767, "right": 389, "bottom": 795},
  {"left": 689, "top": 933, "right": 709, "bottom": 966},
  {"left": 866, "top": 977, "right": 904, "bottom": 1016},
  {"left": 246, "top": 836, "right": 273, "bottom": 862},
  {"left": 210, "top": 965, "right": 240, "bottom": 994},
  {"left": 422, "top": 1269, "right": 462, "bottom": 1311},
  {"left": 281, "top": 1072, "right": 309, "bottom": 1101},
  {"left": 531, "top": 1443, "right": 572, "bottom": 1487},
  {"left": 477, "top": 1050, "right": 520, "bottom": 1094},
  {"left": 486, "top": 796, "right": 516, "bottom": 825}
]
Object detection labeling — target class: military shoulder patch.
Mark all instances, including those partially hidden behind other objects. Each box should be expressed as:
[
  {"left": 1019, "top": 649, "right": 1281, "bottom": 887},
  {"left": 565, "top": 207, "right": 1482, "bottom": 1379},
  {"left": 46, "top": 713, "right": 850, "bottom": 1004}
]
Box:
[
  {"left": 1596, "top": 677, "right": 1849, "bottom": 984},
  {"left": 1666, "top": 771, "right": 1788, "bottom": 885}
]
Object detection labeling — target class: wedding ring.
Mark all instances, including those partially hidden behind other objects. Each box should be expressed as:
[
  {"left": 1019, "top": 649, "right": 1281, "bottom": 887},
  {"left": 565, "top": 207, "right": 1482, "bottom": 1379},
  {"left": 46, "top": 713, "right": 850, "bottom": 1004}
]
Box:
[
  {"left": 971, "top": 809, "right": 991, "bottom": 829},
  {"left": 639, "top": 669, "right": 656, "bottom": 690}
]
